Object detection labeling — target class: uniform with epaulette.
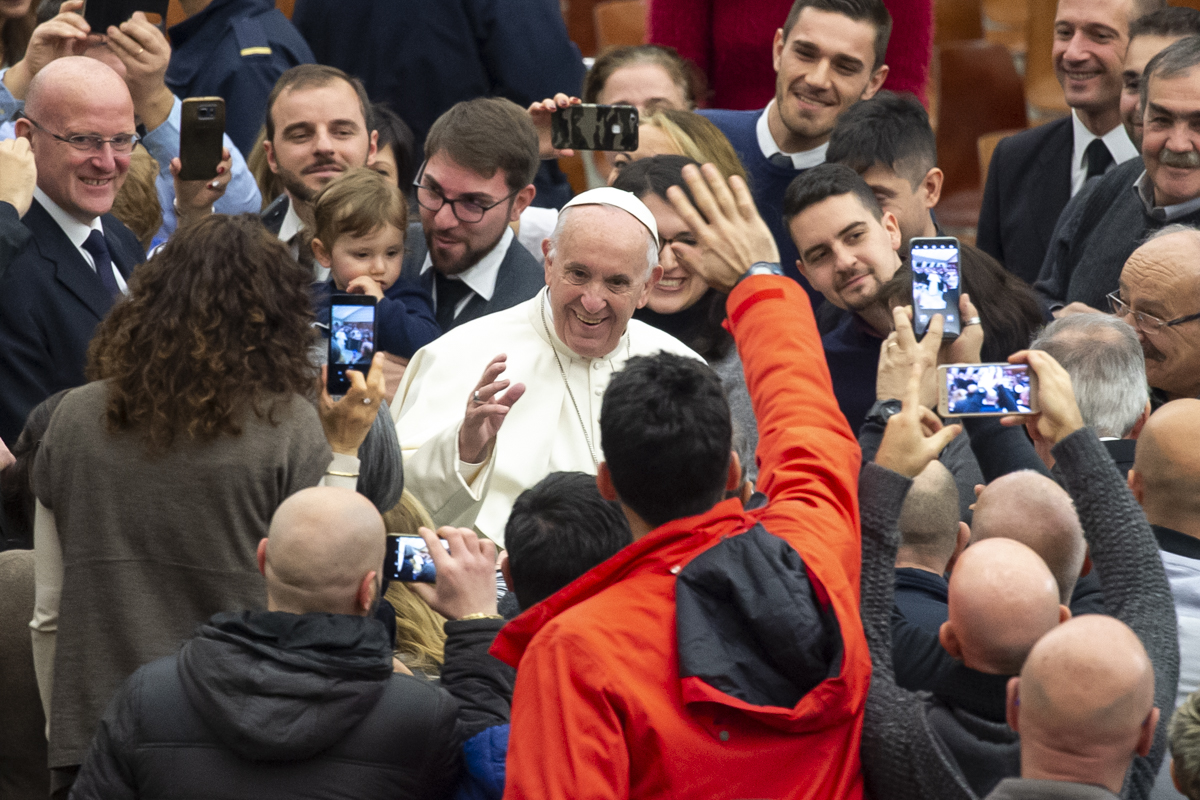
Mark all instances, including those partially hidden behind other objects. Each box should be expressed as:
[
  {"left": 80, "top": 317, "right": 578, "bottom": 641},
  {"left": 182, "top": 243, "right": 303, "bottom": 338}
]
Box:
[{"left": 166, "top": 0, "right": 314, "bottom": 155}]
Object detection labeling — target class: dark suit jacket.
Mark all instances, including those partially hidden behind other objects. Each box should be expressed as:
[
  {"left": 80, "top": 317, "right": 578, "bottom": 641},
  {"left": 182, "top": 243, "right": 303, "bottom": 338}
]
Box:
[
  {"left": 0, "top": 200, "right": 144, "bottom": 446},
  {"left": 1103, "top": 437, "right": 1136, "bottom": 477},
  {"left": 0, "top": 202, "right": 31, "bottom": 279},
  {"left": 260, "top": 193, "right": 288, "bottom": 236},
  {"left": 395, "top": 221, "right": 545, "bottom": 330},
  {"left": 977, "top": 117, "right": 1073, "bottom": 284}
]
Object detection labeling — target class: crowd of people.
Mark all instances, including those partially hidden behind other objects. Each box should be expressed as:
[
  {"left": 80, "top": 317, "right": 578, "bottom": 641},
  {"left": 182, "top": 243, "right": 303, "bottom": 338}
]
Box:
[{"left": 0, "top": 0, "right": 1199, "bottom": 798}]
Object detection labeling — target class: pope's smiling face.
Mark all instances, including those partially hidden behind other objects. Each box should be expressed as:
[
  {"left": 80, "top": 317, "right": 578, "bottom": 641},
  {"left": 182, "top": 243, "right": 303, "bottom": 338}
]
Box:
[{"left": 543, "top": 205, "right": 662, "bottom": 359}]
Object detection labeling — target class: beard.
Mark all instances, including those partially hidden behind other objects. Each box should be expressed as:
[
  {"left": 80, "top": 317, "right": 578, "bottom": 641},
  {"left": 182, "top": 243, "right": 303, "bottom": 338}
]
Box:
[
  {"left": 425, "top": 225, "right": 508, "bottom": 276},
  {"left": 274, "top": 155, "right": 348, "bottom": 204}
]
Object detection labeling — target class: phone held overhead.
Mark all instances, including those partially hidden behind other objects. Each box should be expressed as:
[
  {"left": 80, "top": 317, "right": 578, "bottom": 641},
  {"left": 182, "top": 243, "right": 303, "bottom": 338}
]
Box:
[
  {"left": 179, "top": 97, "right": 225, "bottom": 182},
  {"left": 551, "top": 104, "right": 639, "bottom": 152}
]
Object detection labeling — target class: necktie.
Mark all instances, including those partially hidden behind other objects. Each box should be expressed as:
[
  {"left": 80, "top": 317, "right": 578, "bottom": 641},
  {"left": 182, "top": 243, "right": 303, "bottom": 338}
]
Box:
[
  {"left": 82, "top": 229, "right": 120, "bottom": 298},
  {"left": 434, "top": 272, "right": 474, "bottom": 331},
  {"left": 768, "top": 152, "right": 795, "bottom": 170},
  {"left": 1085, "top": 139, "right": 1114, "bottom": 181}
]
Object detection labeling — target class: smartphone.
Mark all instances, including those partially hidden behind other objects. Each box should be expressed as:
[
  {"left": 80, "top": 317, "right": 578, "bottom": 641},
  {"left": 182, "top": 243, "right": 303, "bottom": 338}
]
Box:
[
  {"left": 551, "top": 104, "right": 639, "bottom": 152},
  {"left": 327, "top": 295, "right": 376, "bottom": 396},
  {"left": 910, "top": 236, "right": 962, "bottom": 339},
  {"left": 179, "top": 97, "right": 225, "bottom": 182},
  {"left": 938, "top": 363, "right": 1039, "bottom": 418},
  {"left": 83, "top": 0, "right": 168, "bottom": 35},
  {"left": 385, "top": 535, "right": 450, "bottom": 583}
]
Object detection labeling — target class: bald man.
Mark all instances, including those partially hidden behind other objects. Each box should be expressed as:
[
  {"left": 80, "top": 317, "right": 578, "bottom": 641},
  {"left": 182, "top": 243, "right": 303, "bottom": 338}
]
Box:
[
  {"left": 70, "top": 486, "right": 515, "bottom": 800},
  {"left": 989, "top": 616, "right": 1160, "bottom": 800},
  {"left": 0, "top": 57, "right": 145, "bottom": 447},
  {"left": 861, "top": 349, "right": 1178, "bottom": 800},
  {"left": 893, "top": 461, "right": 969, "bottom": 635}
]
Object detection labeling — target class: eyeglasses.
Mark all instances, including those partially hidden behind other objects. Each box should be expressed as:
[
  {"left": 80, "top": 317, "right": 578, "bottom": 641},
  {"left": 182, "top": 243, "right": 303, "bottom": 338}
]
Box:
[
  {"left": 1107, "top": 291, "right": 1200, "bottom": 335},
  {"left": 412, "top": 162, "right": 518, "bottom": 223},
  {"left": 660, "top": 232, "right": 698, "bottom": 251},
  {"left": 21, "top": 114, "right": 139, "bottom": 154}
]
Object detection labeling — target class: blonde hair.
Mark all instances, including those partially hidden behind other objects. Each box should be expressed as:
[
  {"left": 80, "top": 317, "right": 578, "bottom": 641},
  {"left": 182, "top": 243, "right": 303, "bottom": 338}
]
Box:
[
  {"left": 642, "top": 109, "right": 748, "bottom": 184},
  {"left": 1172, "top": 689, "right": 1200, "bottom": 799},
  {"left": 111, "top": 147, "right": 162, "bottom": 251},
  {"left": 311, "top": 167, "right": 408, "bottom": 253},
  {"left": 382, "top": 491, "right": 447, "bottom": 673}
]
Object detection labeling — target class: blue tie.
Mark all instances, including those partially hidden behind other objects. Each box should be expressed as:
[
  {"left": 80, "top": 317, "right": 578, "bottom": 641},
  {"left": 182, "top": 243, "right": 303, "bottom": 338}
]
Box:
[{"left": 82, "top": 229, "right": 120, "bottom": 298}]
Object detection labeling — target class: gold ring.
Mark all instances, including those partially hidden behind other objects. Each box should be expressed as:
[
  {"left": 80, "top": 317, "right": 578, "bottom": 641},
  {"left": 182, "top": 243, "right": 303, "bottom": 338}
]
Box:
[{"left": 137, "top": 47, "right": 144, "bottom": 55}]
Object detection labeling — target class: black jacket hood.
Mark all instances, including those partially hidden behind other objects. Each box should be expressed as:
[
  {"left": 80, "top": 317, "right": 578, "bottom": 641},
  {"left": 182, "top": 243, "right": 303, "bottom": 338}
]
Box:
[{"left": 177, "top": 610, "right": 394, "bottom": 762}]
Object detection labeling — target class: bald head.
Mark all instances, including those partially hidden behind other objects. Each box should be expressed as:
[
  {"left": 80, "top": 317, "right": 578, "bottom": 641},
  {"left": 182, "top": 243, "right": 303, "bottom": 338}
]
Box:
[
  {"left": 1012, "top": 615, "right": 1157, "bottom": 789},
  {"left": 25, "top": 57, "right": 131, "bottom": 124},
  {"left": 262, "top": 487, "right": 387, "bottom": 616},
  {"left": 972, "top": 471, "right": 1086, "bottom": 603},
  {"left": 1132, "top": 399, "right": 1200, "bottom": 528},
  {"left": 898, "top": 461, "right": 961, "bottom": 568},
  {"left": 943, "top": 538, "right": 1066, "bottom": 675}
]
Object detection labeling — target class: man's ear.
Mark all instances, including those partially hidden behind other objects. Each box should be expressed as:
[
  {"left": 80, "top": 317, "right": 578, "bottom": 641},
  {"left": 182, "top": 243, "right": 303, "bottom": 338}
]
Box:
[
  {"left": 356, "top": 569, "right": 378, "bottom": 615},
  {"left": 13, "top": 117, "right": 32, "bottom": 144},
  {"left": 1080, "top": 548, "right": 1093, "bottom": 577},
  {"left": 1129, "top": 468, "right": 1146, "bottom": 505},
  {"left": 1128, "top": 400, "right": 1152, "bottom": 440},
  {"left": 262, "top": 138, "right": 279, "bottom": 174},
  {"left": 863, "top": 64, "right": 890, "bottom": 100},
  {"left": 1006, "top": 676, "right": 1021, "bottom": 732},
  {"left": 772, "top": 27, "right": 785, "bottom": 72},
  {"left": 597, "top": 461, "right": 619, "bottom": 502},
  {"left": 365, "top": 129, "right": 378, "bottom": 166},
  {"left": 310, "top": 237, "right": 332, "bottom": 269},
  {"left": 1058, "top": 604, "right": 1072, "bottom": 623},
  {"left": 511, "top": 185, "right": 537, "bottom": 220},
  {"left": 543, "top": 241, "right": 554, "bottom": 284},
  {"left": 945, "top": 522, "right": 970, "bottom": 574},
  {"left": 499, "top": 550, "right": 514, "bottom": 599},
  {"left": 939, "top": 620, "right": 963, "bottom": 660},
  {"left": 1138, "top": 708, "right": 1161, "bottom": 757},
  {"left": 881, "top": 210, "right": 902, "bottom": 252},
  {"left": 256, "top": 538, "right": 269, "bottom": 577},
  {"left": 636, "top": 264, "right": 664, "bottom": 309},
  {"left": 921, "top": 167, "right": 944, "bottom": 209},
  {"left": 726, "top": 451, "right": 742, "bottom": 492}
]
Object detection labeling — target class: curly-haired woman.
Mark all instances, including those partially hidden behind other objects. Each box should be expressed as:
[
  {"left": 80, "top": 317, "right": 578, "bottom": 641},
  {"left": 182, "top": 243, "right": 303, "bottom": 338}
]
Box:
[{"left": 26, "top": 214, "right": 388, "bottom": 783}]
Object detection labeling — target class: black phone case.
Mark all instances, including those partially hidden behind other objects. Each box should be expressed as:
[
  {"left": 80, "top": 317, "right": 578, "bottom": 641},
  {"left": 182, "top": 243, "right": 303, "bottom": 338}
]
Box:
[
  {"left": 83, "top": 0, "right": 169, "bottom": 33},
  {"left": 179, "top": 98, "right": 225, "bottom": 182},
  {"left": 551, "top": 104, "right": 639, "bottom": 151}
]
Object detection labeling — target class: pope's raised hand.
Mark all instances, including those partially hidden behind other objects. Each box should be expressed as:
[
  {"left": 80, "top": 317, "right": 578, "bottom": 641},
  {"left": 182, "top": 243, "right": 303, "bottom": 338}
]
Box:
[{"left": 459, "top": 354, "right": 526, "bottom": 464}]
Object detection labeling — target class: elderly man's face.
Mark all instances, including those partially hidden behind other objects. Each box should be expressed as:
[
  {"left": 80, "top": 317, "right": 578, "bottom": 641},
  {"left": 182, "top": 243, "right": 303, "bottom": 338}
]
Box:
[
  {"left": 542, "top": 205, "right": 662, "bottom": 359},
  {"left": 1118, "top": 234, "right": 1200, "bottom": 399},
  {"left": 1142, "top": 68, "right": 1200, "bottom": 207}
]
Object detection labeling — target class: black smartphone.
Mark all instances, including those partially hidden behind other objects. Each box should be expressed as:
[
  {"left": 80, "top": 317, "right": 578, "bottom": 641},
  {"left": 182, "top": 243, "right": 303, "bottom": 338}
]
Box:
[
  {"left": 938, "top": 363, "right": 1039, "bottom": 417},
  {"left": 327, "top": 294, "right": 376, "bottom": 396},
  {"left": 551, "top": 104, "right": 639, "bottom": 152},
  {"left": 179, "top": 97, "right": 225, "bottom": 182},
  {"left": 910, "top": 236, "right": 962, "bottom": 339},
  {"left": 83, "top": 0, "right": 168, "bottom": 33},
  {"left": 385, "top": 535, "right": 450, "bottom": 583}
]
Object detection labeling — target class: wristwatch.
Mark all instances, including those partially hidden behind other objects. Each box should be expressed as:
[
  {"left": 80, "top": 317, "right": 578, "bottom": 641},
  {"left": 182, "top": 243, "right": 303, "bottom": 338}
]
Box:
[
  {"left": 737, "top": 261, "right": 784, "bottom": 284},
  {"left": 864, "top": 399, "right": 903, "bottom": 428}
]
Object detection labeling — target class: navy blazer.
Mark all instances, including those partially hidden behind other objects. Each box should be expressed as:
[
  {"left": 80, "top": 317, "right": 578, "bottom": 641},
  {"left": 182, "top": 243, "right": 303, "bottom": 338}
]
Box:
[
  {"left": 393, "top": 222, "right": 545, "bottom": 331},
  {"left": 0, "top": 200, "right": 144, "bottom": 446},
  {"left": 976, "top": 116, "right": 1073, "bottom": 285}
]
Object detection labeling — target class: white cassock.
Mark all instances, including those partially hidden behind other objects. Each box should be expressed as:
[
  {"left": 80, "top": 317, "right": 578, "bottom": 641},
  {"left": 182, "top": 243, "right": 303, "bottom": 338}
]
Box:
[{"left": 392, "top": 287, "right": 703, "bottom": 545}]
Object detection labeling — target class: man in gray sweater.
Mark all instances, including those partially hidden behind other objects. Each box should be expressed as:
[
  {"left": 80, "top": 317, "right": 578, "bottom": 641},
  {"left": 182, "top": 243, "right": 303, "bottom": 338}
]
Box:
[{"left": 861, "top": 350, "right": 1179, "bottom": 800}]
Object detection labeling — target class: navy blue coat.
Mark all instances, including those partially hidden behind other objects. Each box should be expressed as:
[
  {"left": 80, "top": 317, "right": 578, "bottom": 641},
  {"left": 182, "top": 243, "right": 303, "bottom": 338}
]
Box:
[
  {"left": 0, "top": 201, "right": 144, "bottom": 447},
  {"left": 166, "top": 0, "right": 314, "bottom": 155}
]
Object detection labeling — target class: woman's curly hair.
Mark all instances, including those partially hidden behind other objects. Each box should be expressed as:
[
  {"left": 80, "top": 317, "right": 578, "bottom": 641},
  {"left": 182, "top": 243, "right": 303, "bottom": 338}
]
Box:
[{"left": 87, "top": 214, "right": 318, "bottom": 452}]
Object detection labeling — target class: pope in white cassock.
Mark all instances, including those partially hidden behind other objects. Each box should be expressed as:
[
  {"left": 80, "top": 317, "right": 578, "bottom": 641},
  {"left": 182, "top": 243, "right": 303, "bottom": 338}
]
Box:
[{"left": 391, "top": 187, "right": 703, "bottom": 544}]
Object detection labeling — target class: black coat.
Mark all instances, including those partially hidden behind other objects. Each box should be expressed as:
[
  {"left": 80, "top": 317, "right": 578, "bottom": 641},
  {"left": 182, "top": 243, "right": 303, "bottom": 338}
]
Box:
[
  {"left": 0, "top": 200, "right": 143, "bottom": 447},
  {"left": 70, "top": 611, "right": 514, "bottom": 800}
]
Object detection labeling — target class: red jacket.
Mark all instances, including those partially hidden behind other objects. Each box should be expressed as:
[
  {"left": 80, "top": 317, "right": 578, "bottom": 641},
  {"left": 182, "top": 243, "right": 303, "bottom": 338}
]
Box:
[{"left": 491, "top": 276, "right": 869, "bottom": 800}]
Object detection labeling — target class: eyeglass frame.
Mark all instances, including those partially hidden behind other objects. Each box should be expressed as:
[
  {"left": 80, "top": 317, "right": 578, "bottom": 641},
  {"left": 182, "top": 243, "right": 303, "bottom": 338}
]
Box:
[
  {"left": 18, "top": 113, "right": 140, "bottom": 154},
  {"left": 1107, "top": 290, "right": 1200, "bottom": 335},
  {"left": 411, "top": 161, "right": 520, "bottom": 224}
]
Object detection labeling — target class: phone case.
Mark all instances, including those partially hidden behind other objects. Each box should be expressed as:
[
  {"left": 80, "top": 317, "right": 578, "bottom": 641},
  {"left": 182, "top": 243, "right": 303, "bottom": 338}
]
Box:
[
  {"left": 83, "top": 0, "right": 169, "bottom": 37},
  {"left": 551, "top": 104, "right": 640, "bottom": 152},
  {"left": 179, "top": 98, "right": 226, "bottom": 182}
]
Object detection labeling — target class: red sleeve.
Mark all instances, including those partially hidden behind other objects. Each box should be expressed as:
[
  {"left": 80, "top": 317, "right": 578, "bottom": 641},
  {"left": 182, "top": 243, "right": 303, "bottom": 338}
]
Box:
[
  {"left": 647, "top": 0, "right": 713, "bottom": 79},
  {"left": 880, "top": 0, "right": 933, "bottom": 104},
  {"left": 725, "top": 276, "right": 862, "bottom": 569}
]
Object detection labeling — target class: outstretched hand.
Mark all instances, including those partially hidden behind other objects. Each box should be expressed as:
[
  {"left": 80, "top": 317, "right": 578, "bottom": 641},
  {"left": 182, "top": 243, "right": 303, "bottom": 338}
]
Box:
[
  {"left": 666, "top": 163, "right": 779, "bottom": 293},
  {"left": 1001, "top": 349, "right": 1083, "bottom": 446},
  {"left": 528, "top": 93, "right": 581, "bottom": 159},
  {"left": 408, "top": 526, "right": 499, "bottom": 620},
  {"left": 458, "top": 354, "right": 526, "bottom": 464},
  {"left": 875, "top": 363, "right": 961, "bottom": 478}
]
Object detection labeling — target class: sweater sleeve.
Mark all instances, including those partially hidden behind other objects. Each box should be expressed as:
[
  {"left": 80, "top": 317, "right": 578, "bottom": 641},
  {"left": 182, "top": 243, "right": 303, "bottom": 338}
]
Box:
[
  {"left": 1050, "top": 429, "right": 1179, "bottom": 800},
  {"left": 963, "top": 417, "right": 1051, "bottom": 483}
]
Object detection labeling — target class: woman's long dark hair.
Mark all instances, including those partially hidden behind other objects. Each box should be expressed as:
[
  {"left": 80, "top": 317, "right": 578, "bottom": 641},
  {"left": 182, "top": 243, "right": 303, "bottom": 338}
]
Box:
[{"left": 87, "top": 214, "right": 319, "bottom": 452}]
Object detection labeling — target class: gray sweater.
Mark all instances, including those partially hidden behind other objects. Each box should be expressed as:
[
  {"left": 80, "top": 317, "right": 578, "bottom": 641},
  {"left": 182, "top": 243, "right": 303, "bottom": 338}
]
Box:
[{"left": 860, "top": 429, "right": 1179, "bottom": 800}]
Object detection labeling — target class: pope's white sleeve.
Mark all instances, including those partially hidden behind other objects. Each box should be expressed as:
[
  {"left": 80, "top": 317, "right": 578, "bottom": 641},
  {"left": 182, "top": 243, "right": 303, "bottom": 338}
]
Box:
[
  {"left": 31, "top": 499, "right": 61, "bottom": 725},
  {"left": 402, "top": 419, "right": 497, "bottom": 528}
]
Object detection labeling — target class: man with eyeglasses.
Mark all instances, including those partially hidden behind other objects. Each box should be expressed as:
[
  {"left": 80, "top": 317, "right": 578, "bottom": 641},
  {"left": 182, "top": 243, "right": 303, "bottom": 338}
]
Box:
[
  {"left": 1113, "top": 225, "right": 1200, "bottom": 403},
  {"left": 396, "top": 97, "right": 545, "bottom": 333},
  {"left": 0, "top": 57, "right": 145, "bottom": 449}
]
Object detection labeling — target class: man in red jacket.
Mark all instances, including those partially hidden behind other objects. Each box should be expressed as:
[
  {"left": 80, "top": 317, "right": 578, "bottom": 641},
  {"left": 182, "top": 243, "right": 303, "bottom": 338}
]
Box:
[{"left": 491, "top": 163, "right": 871, "bottom": 799}]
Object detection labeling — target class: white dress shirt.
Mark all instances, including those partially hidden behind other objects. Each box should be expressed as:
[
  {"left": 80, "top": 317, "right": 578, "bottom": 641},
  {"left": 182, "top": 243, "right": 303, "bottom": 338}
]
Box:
[
  {"left": 33, "top": 187, "right": 128, "bottom": 293},
  {"left": 419, "top": 225, "right": 514, "bottom": 319},
  {"left": 756, "top": 99, "right": 829, "bottom": 169},
  {"left": 1070, "top": 110, "right": 1138, "bottom": 197}
]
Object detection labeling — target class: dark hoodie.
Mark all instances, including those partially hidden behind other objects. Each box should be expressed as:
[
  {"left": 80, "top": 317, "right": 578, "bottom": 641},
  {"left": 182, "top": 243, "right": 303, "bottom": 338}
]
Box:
[{"left": 70, "top": 611, "right": 513, "bottom": 800}]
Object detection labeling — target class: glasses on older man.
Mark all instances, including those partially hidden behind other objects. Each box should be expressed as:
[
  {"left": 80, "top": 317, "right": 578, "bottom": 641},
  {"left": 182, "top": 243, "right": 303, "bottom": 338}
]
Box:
[
  {"left": 412, "top": 161, "right": 518, "bottom": 224},
  {"left": 20, "top": 114, "right": 140, "bottom": 154},
  {"left": 1107, "top": 291, "right": 1200, "bottom": 336}
]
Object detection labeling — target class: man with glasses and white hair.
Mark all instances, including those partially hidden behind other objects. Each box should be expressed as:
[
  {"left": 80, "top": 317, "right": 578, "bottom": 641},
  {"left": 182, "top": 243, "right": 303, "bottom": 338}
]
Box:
[
  {"left": 391, "top": 186, "right": 701, "bottom": 544},
  {"left": 1112, "top": 224, "right": 1200, "bottom": 403},
  {"left": 0, "top": 57, "right": 145, "bottom": 448},
  {"left": 396, "top": 97, "right": 545, "bottom": 332}
]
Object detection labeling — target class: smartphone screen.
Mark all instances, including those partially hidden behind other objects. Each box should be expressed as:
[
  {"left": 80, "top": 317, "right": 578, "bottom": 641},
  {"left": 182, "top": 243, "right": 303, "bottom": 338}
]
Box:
[
  {"left": 385, "top": 535, "right": 450, "bottom": 583},
  {"left": 910, "top": 237, "right": 962, "bottom": 339},
  {"left": 940, "top": 363, "right": 1037, "bottom": 417},
  {"left": 550, "top": 104, "right": 639, "bottom": 151},
  {"left": 327, "top": 296, "right": 376, "bottom": 396}
]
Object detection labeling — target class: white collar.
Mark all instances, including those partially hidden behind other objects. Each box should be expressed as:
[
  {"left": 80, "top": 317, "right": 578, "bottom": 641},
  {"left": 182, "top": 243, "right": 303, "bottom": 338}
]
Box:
[
  {"left": 419, "top": 224, "right": 513, "bottom": 303},
  {"left": 278, "top": 194, "right": 304, "bottom": 244},
  {"left": 756, "top": 100, "right": 828, "bottom": 170},
  {"left": 34, "top": 186, "right": 102, "bottom": 247},
  {"left": 1070, "top": 110, "right": 1138, "bottom": 196}
]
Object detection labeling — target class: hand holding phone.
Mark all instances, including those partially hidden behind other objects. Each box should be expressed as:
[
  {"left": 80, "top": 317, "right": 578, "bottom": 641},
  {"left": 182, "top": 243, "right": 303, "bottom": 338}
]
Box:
[
  {"left": 403, "top": 527, "right": 499, "bottom": 620},
  {"left": 179, "top": 97, "right": 225, "bottom": 182},
  {"left": 318, "top": 351, "right": 385, "bottom": 456},
  {"left": 1000, "top": 350, "right": 1085, "bottom": 445},
  {"left": 551, "top": 104, "right": 639, "bottom": 152},
  {"left": 910, "top": 237, "right": 961, "bottom": 340}
]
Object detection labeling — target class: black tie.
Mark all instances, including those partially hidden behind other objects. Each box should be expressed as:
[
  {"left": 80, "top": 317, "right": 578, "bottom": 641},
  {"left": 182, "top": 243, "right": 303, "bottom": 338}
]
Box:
[
  {"left": 1085, "top": 139, "right": 1114, "bottom": 181},
  {"left": 434, "top": 272, "right": 473, "bottom": 331},
  {"left": 82, "top": 229, "right": 120, "bottom": 298}
]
